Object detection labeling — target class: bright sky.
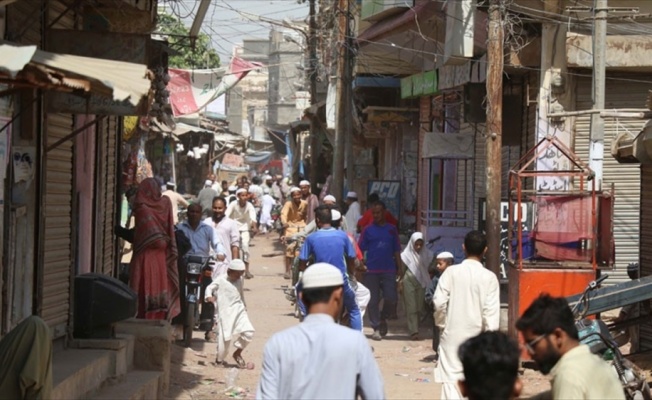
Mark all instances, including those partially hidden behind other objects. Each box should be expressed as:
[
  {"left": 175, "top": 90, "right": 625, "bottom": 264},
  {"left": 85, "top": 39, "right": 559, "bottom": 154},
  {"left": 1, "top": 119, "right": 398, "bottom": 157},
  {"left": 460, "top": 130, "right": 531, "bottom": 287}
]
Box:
[{"left": 165, "top": 0, "right": 309, "bottom": 63}]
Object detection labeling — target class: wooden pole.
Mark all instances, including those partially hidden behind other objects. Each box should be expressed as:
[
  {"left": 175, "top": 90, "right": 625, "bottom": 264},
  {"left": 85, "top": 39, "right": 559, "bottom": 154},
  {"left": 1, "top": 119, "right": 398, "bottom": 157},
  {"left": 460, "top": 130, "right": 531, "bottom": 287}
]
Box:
[
  {"left": 308, "top": 0, "right": 319, "bottom": 186},
  {"left": 589, "top": 0, "right": 607, "bottom": 188},
  {"left": 332, "top": 0, "right": 349, "bottom": 202},
  {"left": 485, "top": 0, "right": 504, "bottom": 278}
]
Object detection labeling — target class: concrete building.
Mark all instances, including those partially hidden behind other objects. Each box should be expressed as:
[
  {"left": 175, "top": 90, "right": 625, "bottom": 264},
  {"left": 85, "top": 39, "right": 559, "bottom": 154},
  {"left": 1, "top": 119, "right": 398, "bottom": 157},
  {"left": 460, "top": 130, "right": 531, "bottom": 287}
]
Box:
[
  {"left": 267, "top": 27, "right": 306, "bottom": 129},
  {"left": 227, "top": 37, "right": 269, "bottom": 140}
]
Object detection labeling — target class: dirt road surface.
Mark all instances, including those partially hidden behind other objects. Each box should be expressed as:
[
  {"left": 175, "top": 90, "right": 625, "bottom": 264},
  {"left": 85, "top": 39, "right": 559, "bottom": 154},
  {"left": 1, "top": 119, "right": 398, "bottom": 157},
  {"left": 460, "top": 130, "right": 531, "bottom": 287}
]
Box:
[{"left": 166, "top": 233, "right": 551, "bottom": 399}]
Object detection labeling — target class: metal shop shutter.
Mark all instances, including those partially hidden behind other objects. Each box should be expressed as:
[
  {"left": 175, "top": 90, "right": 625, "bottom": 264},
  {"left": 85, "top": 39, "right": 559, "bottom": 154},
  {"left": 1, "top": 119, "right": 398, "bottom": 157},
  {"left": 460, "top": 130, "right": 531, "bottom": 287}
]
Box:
[
  {"left": 574, "top": 76, "right": 651, "bottom": 284},
  {"left": 42, "top": 113, "right": 74, "bottom": 338},
  {"left": 96, "top": 116, "right": 119, "bottom": 277}
]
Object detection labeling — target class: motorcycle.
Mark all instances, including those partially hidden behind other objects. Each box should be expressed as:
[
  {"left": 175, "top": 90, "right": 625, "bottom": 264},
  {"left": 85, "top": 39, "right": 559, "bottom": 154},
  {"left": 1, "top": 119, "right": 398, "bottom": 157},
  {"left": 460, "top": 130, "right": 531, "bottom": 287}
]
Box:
[
  {"left": 282, "top": 235, "right": 305, "bottom": 319},
  {"left": 571, "top": 274, "right": 651, "bottom": 400},
  {"left": 181, "top": 255, "right": 212, "bottom": 347}
]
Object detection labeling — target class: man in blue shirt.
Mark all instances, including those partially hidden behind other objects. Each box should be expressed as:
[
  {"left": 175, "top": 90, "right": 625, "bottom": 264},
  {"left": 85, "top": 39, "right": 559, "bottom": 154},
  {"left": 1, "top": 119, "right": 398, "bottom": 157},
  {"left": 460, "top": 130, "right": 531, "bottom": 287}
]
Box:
[
  {"left": 299, "top": 206, "right": 362, "bottom": 330},
  {"left": 177, "top": 203, "right": 226, "bottom": 259},
  {"left": 358, "top": 201, "right": 402, "bottom": 341}
]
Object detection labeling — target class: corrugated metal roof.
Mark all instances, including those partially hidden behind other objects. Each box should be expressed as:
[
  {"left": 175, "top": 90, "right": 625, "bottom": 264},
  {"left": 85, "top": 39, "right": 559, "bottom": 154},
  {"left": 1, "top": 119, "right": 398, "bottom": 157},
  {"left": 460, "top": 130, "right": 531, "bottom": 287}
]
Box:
[{"left": 0, "top": 40, "right": 149, "bottom": 105}]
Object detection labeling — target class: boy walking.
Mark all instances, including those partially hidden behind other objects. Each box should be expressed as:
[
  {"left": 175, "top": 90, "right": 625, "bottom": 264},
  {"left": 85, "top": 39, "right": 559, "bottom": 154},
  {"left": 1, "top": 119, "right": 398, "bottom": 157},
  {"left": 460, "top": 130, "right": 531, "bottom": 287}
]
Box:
[{"left": 205, "top": 259, "right": 254, "bottom": 368}]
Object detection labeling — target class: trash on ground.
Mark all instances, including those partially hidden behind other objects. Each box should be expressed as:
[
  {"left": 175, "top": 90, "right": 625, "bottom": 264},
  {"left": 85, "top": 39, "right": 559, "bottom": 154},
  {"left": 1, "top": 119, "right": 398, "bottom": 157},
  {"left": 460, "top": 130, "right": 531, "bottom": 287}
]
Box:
[
  {"left": 402, "top": 346, "right": 411, "bottom": 353},
  {"left": 412, "top": 378, "right": 430, "bottom": 383},
  {"left": 394, "top": 373, "right": 409, "bottom": 377}
]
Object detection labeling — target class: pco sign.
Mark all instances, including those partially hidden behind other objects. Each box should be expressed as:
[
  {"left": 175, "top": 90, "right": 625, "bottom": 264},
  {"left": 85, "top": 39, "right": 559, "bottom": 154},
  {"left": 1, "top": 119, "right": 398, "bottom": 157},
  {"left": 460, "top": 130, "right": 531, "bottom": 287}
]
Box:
[{"left": 367, "top": 180, "right": 401, "bottom": 220}]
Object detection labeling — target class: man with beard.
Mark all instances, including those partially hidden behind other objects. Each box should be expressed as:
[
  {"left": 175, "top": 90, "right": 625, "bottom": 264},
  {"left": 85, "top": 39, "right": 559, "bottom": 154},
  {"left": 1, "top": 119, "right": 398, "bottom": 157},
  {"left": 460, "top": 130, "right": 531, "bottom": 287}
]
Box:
[
  {"left": 299, "top": 180, "right": 319, "bottom": 224},
  {"left": 226, "top": 188, "right": 258, "bottom": 279},
  {"left": 433, "top": 230, "right": 499, "bottom": 399},
  {"left": 280, "top": 187, "right": 307, "bottom": 279},
  {"left": 516, "top": 294, "right": 624, "bottom": 399},
  {"left": 204, "top": 197, "right": 240, "bottom": 276}
]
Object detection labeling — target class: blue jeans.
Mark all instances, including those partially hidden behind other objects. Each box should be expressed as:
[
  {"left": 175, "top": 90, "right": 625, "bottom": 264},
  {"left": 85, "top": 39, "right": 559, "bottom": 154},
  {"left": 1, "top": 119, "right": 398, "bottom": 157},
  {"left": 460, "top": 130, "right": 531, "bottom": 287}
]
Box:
[
  {"left": 363, "top": 272, "right": 398, "bottom": 330},
  {"left": 297, "top": 277, "right": 362, "bottom": 331}
]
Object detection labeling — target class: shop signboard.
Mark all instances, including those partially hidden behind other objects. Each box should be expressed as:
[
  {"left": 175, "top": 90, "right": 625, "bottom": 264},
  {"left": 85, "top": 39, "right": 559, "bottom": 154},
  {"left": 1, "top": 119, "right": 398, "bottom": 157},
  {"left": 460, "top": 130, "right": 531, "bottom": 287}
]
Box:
[
  {"left": 478, "top": 199, "right": 535, "bottom": 281},
  {"left": 411, "top": 73, "right": 424, "bottom": 97},
  {"left": 367, "top": 180, "right": 400, "bottom": 220},
  {"left": 423, "top": 70, "right": 437, "bottom": 95},
  {"left": 400, "top": 76, "right": 412, "bottom": 99}
]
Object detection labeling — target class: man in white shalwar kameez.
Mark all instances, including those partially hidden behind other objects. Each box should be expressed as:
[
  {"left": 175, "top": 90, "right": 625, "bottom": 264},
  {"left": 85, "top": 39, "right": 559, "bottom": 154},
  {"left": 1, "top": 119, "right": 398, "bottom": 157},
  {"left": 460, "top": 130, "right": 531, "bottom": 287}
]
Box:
[
  {"left": 344, "top": 192, "right": 361, "bottom": 237},
  {"left": 433, "top": 230, "right": 500, "bottom": 399},
  {"left": 205, "top": 259, "right": 254, "bottom": 368}
]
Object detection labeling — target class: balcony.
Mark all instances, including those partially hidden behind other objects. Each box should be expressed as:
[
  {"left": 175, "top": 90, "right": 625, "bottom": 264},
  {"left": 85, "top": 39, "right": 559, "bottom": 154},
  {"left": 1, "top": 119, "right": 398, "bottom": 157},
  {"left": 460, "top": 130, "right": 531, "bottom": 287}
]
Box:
[{"left": 361, "top": 0, "right": 414, "bottom": 22}]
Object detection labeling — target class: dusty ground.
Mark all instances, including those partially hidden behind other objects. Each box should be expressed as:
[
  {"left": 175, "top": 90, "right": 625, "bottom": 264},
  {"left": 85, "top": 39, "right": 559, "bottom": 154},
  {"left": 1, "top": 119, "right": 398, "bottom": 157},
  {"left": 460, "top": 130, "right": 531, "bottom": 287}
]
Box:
[{"left": 165, "top": 233, "right": 553, "bottom": 400}]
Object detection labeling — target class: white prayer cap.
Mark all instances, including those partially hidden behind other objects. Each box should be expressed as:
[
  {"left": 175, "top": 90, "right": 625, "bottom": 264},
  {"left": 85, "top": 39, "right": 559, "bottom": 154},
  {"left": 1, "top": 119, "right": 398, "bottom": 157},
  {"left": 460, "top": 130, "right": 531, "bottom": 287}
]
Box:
[
  {"left": 236, "top": 188, "right": 248, "bottom": 195},
  {"left": 263, "top": 187, "right": 270, "bottom": 194},
  {"left": 228, "top": 259, "right": 246, "bottom": 271},
  {"left": 301, "top": 263, "right": 344, "bottom": 289},
  {"left": 290, "top": 186, "right": 301, "bottom": 194},
  {"left": 166, "top": 181, "right": 176, "bottom": 188},
  {"left": 437, "top": 251, "right": 454, "bottom": 259},
  {"left": 264, "top": 175, "right": 273, "bottom": 180},
  {"left": 323, "top": 195, "right": 336, "bottom": 203},
  {"left": 346, "top": 191, "right": 358, "bottom": 199},
  {"left": 299, "top": 180, "right": 310, "bottom": 187},
  {"left": 204, "top": 179, "right": 212, "bottom": 186},
  {"left": 331, "top": 209, "right": 342, "bottom": 221},
  {"left": 228, "top": 185, "right": 238, "bottom": 192}
]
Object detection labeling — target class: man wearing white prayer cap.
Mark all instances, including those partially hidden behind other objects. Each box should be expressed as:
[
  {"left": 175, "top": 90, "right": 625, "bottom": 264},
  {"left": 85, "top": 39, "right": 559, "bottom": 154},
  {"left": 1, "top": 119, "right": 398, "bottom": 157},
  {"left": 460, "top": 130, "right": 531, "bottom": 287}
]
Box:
[
  {"left": 323, "top": 195, "right": 336, "bottom": 206},
  {"left": 197, "top": 179, "right": 218, "bottom": 217},
  {"left": 226, "top": 185, "right": 258, "bottom": 279},
  {"left": 344, "top": 191, "right": 361, "bottom": 237},
  {"left": 299, "top": 180, "right": 319, "bottom": 224},
  {"left": 256, "top": 263, "right": 385, "bottom": 399},
  {"left": 280, "top": 186, "right": 307, "bottom": 279}
]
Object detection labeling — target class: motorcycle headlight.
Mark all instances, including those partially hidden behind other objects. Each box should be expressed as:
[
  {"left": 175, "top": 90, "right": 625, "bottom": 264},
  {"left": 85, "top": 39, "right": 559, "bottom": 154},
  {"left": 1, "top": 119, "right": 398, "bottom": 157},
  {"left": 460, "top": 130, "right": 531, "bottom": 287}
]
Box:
[{"left": 187, "top": 263, "right": 202, "bottom": 274}]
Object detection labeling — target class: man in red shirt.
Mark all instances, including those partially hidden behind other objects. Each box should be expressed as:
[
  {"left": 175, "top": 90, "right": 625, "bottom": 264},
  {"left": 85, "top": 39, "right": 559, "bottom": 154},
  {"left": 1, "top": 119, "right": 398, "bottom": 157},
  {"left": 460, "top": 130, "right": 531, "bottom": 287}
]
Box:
[{"left": 357, "top": 193, "right": 398, "bottom": 233}]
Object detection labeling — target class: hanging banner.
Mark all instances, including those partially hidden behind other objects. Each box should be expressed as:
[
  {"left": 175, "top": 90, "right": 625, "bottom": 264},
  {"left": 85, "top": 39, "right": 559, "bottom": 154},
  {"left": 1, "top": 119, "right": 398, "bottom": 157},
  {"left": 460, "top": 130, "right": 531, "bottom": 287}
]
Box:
[{"left": 168, "top": 57, "right": 262, "bottom": 117}]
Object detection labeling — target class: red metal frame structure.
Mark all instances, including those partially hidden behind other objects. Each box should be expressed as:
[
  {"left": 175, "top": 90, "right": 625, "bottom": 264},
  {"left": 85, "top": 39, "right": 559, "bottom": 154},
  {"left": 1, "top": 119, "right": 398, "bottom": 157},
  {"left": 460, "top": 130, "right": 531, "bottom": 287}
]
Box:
[{"left": 508, "top": 135, "right": 599, "bottom": 270}]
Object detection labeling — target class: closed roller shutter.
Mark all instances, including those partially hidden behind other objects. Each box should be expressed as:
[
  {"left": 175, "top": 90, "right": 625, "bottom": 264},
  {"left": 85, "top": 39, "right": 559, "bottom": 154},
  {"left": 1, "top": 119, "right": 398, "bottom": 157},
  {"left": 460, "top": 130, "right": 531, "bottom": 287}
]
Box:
[
  {"left": 42, "top": 113, "right": 74, "bottom": 338},
  {"left": 98, "top": 117, "right": 118, "bottom": 276},
  {"left": 638, "top": 164, "right": 652, "bottom": 351},
  {"left": 41, "top": 0, "right": 76, "bottom": 338},
  {"left": 574, "top": 76, "right": 651, "bottom": 284}
]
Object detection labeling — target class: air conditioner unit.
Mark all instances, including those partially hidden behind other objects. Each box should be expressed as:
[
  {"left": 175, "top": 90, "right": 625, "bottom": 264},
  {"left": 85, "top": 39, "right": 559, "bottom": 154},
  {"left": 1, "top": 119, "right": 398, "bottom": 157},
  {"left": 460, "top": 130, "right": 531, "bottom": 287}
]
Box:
[{"left": 361, "top": 0, "right": 414, "bottom": 22}]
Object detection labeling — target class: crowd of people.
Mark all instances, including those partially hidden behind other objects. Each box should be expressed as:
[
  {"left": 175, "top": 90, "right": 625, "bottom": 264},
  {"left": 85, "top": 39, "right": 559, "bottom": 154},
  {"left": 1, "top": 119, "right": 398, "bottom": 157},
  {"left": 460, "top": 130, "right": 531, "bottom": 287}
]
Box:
[
  {"left": 0, "top": 170, "right": 634, "bottom": 400},
  {"left": 118, "top": 173, "right": 629, "bottom": 399}
]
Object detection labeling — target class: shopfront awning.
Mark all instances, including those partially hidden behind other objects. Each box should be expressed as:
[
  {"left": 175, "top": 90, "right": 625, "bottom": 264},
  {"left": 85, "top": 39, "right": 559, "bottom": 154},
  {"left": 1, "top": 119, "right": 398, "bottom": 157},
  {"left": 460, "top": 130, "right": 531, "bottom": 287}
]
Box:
[
  {"left": 0, "top": 40, "right": 149, "bottom": 105},
  {"left": 153, "top": 120, "right": 246, "bottom": 146}
]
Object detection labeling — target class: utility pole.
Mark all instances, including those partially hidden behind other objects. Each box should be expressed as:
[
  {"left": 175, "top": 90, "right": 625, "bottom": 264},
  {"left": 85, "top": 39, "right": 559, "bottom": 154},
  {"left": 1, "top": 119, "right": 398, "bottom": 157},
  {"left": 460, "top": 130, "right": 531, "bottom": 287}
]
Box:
[
  {"left": 485, "top": 0, "right": 504, "bottom": 279},
  {"left": 308, "top": 0, "right": 320, "bottom": 186},
  {"left": 589, "top": 0, "right": 607, "bottom": 188},
  {"left": 332, "top": 0, "right": 350, "bottom": 202}
]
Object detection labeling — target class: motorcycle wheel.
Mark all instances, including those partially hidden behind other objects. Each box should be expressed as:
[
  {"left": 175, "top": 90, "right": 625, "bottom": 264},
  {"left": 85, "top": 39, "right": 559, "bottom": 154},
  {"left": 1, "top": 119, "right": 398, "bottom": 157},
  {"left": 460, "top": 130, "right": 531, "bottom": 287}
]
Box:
[
  {"left": 637, "top": 381, "right": 652, "bottom": 400},
  {"left": 184, "top": 302, "right": 195, "bottom": 348}
]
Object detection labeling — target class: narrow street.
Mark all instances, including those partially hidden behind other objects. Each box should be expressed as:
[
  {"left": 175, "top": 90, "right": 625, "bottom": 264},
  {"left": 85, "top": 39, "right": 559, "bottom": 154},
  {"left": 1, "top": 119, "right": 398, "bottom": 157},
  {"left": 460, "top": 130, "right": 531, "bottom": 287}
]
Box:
[{"left": 166, "top": 233, "right": 443, "bottom": 399}]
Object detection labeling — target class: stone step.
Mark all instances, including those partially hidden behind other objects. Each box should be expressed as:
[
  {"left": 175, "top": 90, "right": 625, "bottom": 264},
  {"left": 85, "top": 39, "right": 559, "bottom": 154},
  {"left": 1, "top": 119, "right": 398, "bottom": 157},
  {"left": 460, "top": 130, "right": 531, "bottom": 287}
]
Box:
[
  {"left": 52, "top": 349, "right": 113, "bottom": 400},
  {"left": 92, "top": 370, "right": 163, "bottom": 400}
]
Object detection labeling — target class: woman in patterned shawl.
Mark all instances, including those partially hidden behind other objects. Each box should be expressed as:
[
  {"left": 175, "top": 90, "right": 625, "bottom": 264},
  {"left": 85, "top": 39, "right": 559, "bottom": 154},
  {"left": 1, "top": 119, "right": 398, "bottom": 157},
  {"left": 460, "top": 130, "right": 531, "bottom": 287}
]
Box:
[{"left": 129, "top": 178, "right": 180, "bottom": 321}]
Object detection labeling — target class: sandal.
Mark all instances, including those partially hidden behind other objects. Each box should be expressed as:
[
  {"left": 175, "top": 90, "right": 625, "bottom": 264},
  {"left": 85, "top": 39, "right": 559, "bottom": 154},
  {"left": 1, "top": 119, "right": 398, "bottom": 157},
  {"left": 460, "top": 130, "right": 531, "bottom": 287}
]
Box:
[{"left": 233, "top": 353, "right": 246, "bottom": 369}]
